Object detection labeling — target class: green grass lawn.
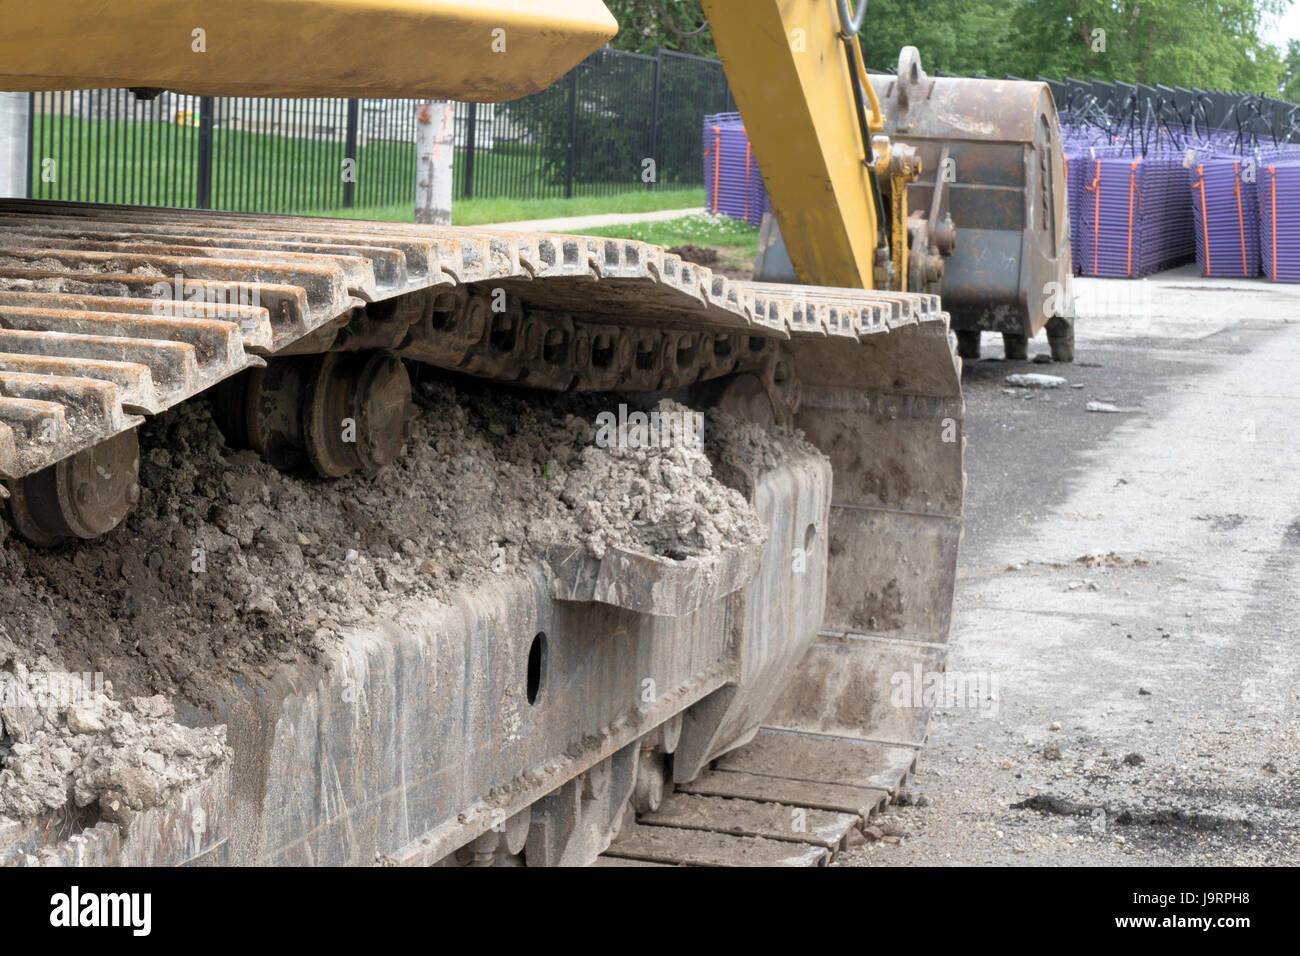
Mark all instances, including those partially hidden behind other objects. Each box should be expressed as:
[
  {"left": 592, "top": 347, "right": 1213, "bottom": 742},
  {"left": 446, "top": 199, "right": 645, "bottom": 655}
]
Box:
[
  {"left": 579, "top": 212, "right": 759, "bottom": 258},
  {"left": 452, "top": 189, "right": 704, "bottom": 226},
  {"left": 30, "top": 114, "right": 706, "bottom": 225},
  {"left": 303, "top": 188, "right": 705, "bottom": 226}
]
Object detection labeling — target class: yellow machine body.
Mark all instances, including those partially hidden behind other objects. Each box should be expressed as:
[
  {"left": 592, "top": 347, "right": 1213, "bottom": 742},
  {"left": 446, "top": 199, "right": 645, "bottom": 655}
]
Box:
[{"left": 0, "top": 0, "right": 617, "bottom": 100}]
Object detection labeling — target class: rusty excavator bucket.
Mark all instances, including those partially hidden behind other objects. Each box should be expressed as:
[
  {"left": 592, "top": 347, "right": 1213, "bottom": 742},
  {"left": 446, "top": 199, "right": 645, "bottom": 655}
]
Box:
[
  {"left": 870, "top": 49, "right": 1074, "bottom": 362},
  {"left": 757, "top": 47, "right": 1074, "bottom": 362}
]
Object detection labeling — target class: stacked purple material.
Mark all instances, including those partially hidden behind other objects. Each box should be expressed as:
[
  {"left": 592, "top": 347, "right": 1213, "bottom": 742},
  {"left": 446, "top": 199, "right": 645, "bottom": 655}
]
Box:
[
  {"left": 1188, "top": 156, "right": 1260, "bottom": 278},
  {"left": 702, "top": 112, "right": 768, "bottom": 227},
  {"left": 1065, "top": 151, "right": 1086, "bottom": 274},
  {"left": 745, "top": 168, "right": 770, "bottom": 229},
  {"left": 1258, "top": 157, "right": 1300, "bottom": 283},
  {"left": 1058, "top": 89, "right": 1298, "bottom": 281},
  {"left": 1077, "top": 150, "right": 1195, "bottom": 277},
  {"left": 1063, "top": 128, "right": 1116, "bottom": 275}
]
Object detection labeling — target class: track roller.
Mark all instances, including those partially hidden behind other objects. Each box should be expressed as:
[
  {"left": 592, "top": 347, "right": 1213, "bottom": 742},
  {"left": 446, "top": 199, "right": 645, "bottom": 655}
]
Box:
[
  {"left": 303, "top": 352, "right": 414, "bottom": 477},
  {"left": 213, "top": 352, "right": 414, "bottom": 478},
  {"left": 6, "top": 429, "right": 140, "bottom": 546}
]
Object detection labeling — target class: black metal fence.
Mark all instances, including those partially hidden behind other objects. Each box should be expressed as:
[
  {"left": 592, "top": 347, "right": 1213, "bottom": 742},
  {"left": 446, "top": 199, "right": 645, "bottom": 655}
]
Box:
[{"left": 25, "top": 47, "right": 735, "bottom": 214}]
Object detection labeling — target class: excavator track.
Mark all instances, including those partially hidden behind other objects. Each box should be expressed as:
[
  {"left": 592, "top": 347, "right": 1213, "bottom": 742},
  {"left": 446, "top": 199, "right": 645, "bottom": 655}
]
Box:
[
  {"left": 0, "top": 199, "right": 942, "bottom": 480},
  {"left": 0, "top": 200, "right": 963, "bottom": 867},
  {"left": 599, "top": 727, "right": 915, "bottom": 866}
]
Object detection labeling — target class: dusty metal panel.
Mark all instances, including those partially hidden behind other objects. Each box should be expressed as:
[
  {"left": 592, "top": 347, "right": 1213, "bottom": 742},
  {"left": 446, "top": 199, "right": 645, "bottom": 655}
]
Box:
[
  {"left": 679, "top": 769, "right": 889, "bottom": 819},
  {"left": 606, "top": 821, "right": 829, "bottom": 867},
  {"left": 673, "top": 449, "right": 833, "bottom": 780},
  {"left": 714, "top": 728, "right": 917, "bottom": 796},
  {"left": 639, "top": 792, "right": 859, "bottom": 849},
  {"left": 228, "top": 566, "right": 734, "bottom": 866},
  {"left": 0, "top": 766, "right": 231, "bottom": 866},
  {"left": 764, "top": 631, "right": 949, "bottom": 746}
]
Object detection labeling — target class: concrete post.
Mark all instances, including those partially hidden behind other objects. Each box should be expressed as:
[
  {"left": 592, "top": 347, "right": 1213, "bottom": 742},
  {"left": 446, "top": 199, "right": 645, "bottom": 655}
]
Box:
[{"left": 414, "top": 100, "right": 455, "bottom": 225}]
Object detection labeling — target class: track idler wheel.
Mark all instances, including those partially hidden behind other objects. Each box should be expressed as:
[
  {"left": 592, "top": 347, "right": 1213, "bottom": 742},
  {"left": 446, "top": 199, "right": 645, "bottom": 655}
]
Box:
[
  {"left": 214, "top": 352, "right": 414, "bottom": 478},
  {"left": 6, "top": 430, "right": 140, "bottom": 547},
  {"left": 303, "top": 352, "right": 413, "bottom": 478},
  {"left": 230, "top": 359, "right": 315, "bottom": 472}
]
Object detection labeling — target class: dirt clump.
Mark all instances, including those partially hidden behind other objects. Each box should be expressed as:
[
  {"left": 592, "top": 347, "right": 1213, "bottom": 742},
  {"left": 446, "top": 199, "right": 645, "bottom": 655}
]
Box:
[
  {"left": 666, "top": 244, "right": 720, "bottom": 267},
  {"left": 0, "top": 378, "right": 769, "bottom": 717},
  {"left": 0, "top": 653, "right": 228, "bottom": 822},
  {"left": 0, "top": 375, "right": 814, "bottom": 824}
]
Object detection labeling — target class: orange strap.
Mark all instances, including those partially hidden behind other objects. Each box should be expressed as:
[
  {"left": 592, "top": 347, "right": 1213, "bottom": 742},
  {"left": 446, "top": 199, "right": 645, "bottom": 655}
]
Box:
[
  {"left": 1270, "top": 166, "right": 1278, "bottom": 282},
  {"left": 1193, "top": 164, "right": 1211, "bottom": 276},
  {"left": 704, "top": 126, "right": 722, "bottom": 215},
  {"left": 743, "top": 139, "right": 752, "bottom": 222},
  {"left": 1085, "top": 163, "right": 1102, "bottom": 276},
  {"left": 1233, "top": 161, "right": 1247, "bottom": 277},
  {"left": 1126, "top": 159, "right": 1141, "bottom": 276}
]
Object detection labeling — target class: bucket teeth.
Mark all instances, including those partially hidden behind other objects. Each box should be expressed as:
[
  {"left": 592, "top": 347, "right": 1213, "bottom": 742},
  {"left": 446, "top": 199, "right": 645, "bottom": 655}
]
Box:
[{"left": 0, "top": 198, "right": 950, "bottom": 482}]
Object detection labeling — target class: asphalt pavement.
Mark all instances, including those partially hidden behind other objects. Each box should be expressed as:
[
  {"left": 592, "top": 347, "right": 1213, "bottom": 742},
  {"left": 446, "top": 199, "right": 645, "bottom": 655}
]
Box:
[{"left": 839, "top": 269, "right": 1300, "bottom": 865}]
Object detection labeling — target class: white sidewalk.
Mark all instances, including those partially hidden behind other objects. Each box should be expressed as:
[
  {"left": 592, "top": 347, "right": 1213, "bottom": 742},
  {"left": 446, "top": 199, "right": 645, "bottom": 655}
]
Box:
[{"left": 482, "top": 206, "right": 706, "bottom": 233}]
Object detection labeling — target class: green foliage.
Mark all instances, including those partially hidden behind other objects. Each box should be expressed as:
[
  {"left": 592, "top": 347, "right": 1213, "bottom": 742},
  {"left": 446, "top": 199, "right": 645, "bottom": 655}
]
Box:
[
  {"left": 1283, "top": 39, "right": 1300, "bottom": 101},
  {"left": 601, "top": 0, "right": 1294, "bottom": 96},
  {"left": 605, "top": 0, "right": 716, "bottom": 57},
  {"left": 854, "top": 0, "right": 1022, "bottom": 76},
  {"left": 1007, "top": 0, "right": 1287, "bottom": 91},
  {"left": 857, "top": 0, "right": 1289, "bottom": 91}
]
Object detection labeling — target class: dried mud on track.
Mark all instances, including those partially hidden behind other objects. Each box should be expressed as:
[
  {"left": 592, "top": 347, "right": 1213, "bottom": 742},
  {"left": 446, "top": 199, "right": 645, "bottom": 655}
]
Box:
[
  {"left": 1, "top": 380, "right": 777, "bottom": 711},
  {"left": 1, "top": 375, "right": 815, "bottom": 825}
]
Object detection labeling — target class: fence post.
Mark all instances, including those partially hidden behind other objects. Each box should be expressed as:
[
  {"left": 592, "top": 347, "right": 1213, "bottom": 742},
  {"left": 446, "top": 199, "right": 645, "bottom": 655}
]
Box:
[
  {"left": 196, "top": 95, "right": 214, "bottom": 209},
  {"left": 343, "top": 98, "right": 359, "bottom": 208},
  {"left": 25, "top": 93, "right": 34, "bottom": 199},
  {"left": 649, "top": 48, "right": 661, "bottom": 190},
  {"left": 565, "top": 69, "right": 578, "bottom": 199},
  {"left": 464, "top": 101, "right": 477, "bottom": 199}
]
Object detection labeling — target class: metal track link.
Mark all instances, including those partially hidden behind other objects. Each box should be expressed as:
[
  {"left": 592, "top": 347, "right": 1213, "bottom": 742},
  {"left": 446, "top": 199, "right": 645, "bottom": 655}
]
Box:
[
  {"left": 0, "top": 199, "right": 952, "bottom": 482},
  {"left": 598, "top": 727, "right": 912, "bottom": 866},
  {"left": 595, "top": 723, "right": 915, "bottom": 868}
]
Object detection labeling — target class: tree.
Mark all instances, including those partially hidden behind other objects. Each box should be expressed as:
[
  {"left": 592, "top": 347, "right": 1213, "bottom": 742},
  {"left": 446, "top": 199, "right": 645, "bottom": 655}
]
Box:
[
  {"left": 1283, "top": 39, "right": 1300, "bottom": 101},
  {"left": 1008, "top": 0, "right": 1287, "bottom": 90},
  {"left": 601, "top": 0, "right": 1291, "bottom": 93},
  {"left": 852, "top": 0, "right": 1024, "bottom": 76},
  {"left": 604, "top": 0, "right": 717, "bottom": 57}
]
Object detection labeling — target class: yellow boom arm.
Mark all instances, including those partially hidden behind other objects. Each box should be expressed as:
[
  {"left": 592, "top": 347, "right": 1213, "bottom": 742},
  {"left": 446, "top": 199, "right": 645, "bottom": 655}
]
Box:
[
  {"left": 700, "top": 0, "right": 883, "bottom": 289},
  {"left": 0, "top": 0, "right": 617, "bottom": 100}
]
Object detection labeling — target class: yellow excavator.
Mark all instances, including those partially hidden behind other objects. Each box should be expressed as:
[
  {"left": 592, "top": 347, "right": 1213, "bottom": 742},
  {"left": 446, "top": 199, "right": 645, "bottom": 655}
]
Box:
[{"left": 0, "top": 1, "right": 1067, "bottom": 865}]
